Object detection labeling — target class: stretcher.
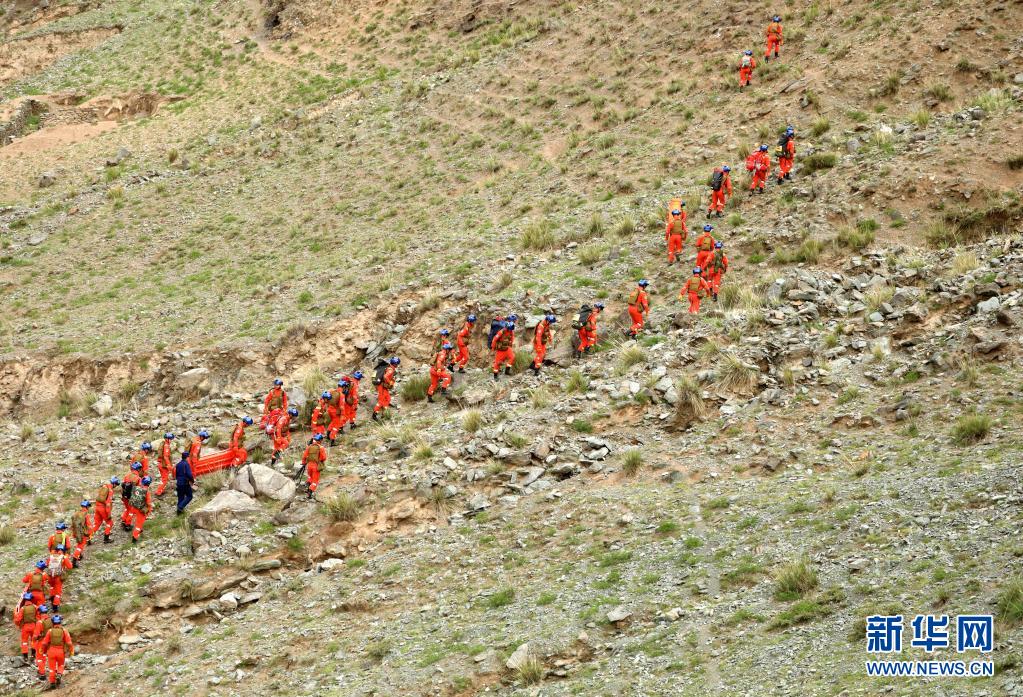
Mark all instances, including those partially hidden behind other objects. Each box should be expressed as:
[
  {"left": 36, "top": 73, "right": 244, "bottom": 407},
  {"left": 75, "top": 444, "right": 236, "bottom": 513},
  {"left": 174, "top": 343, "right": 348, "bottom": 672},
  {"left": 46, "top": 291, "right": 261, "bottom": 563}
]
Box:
[{"left": 192, "top": 447, "right": 247, "bottom": 477}]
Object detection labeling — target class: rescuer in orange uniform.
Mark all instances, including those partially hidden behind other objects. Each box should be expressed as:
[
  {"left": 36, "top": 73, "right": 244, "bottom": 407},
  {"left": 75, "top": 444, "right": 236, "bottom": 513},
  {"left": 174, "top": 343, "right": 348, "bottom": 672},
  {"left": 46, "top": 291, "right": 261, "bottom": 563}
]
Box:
[
  {"left": 372, "top": 357, "right": 400, "bottom": 421},
  {"left": 92, "top": 477, "right": 118, "bottom": 542},
  {"left": 129, "top": 476, "right": 153, "bottom": 543},
  {"left": 751, "top": 144, "right": 770, "bottom": 192},
  {"left": 665, "top": 206, "right": 688, "bottom": 264},
  {"left": 32, "top": 602, "right": 52, "bottom": 679},
  {"left": 71, "top": 501, "right": 92, "bottom": 564},
  {"left": 156, "top": 433, "right": 174, "bottom": 496},
  {"left": 695, "top": 225, "right": 717, "bottom": 270},
  {"left": 765, "top": 15, "right": 783, "bottom": 61},
  {"left": 491, "top": 322, "right": 516, "bottom": 380},
  {"left": 23, "top": 561, "right": 48, "bottom": 605},
  {"left": 454, "top": 314, "right": 476, "bottom": 372},
  {"left": 270, "top": 407, "right": 299, "bottom": 465},
  {"left": 128, "top": 441, "right": 152, "bottom": 477},
  {"left": 261, "top": 379, "right": 288, "bottom": 429},
  {"left": 532, "top": 313, "right": 556, "bottom": 375},
  {"left": 627, "top": 280, "right": 651, "bottom": 338},
  {"left": 341, "top": 371, "right": 363, "bottom": 430},
  {"left": 188, "top": 430, "right": 209, "bottom": 468},
  {"left": 707, "top": 166, "right": 732, "bottom": 217},
  {"left": 40, "top": 614, "right": 73, "bottom": 688},
  {"left": 44, "top": 545, "right": 72, "bottom": 610},
  {"left": 679, "top": 267, "right": 711, "bottom": 314},
  {"left": 302, "top": 433, "right": 328, "bottom": 499},
  {"left": 13, "top": 592, "right": 39, "bottom": 664},
  {"left": 777, "top": 126, "right": 795, "bottom": 183},
  {"left": 120, "top": 462, "right": 142, "bottom": 529},
  {"left": 427, "top": 343, "right": 454, "bottom": 401},
  {"left": 229, "top": 416, "right": 252, "bottom": 466},
  {"left": 739, "top": 50, "right": 756, "bottom": 87},
  {"left": 706, "top": 241, "right": 729, "bottom": 300},
  {"left": 312, "top": 391, "right": 330, "bottom": 438},
  {"left": 326, "top": 380, "right": 345, "bottom": 443},
  {"left": 47, "top": 521, "right": 73, "bottom": 555},
  {"left": 575, "top": 303, "right": 604, "bottom": 357}
]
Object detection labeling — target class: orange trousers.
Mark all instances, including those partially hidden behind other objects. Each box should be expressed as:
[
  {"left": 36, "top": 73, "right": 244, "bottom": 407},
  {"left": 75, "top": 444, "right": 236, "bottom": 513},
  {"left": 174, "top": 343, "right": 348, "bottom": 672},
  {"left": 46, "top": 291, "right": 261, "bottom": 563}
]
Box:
[
  {"left": 428, "top": 367, "right": 451, "bottom": 395},
  {"left": 36, "top": 640, "right": 46, "bottom": 675},
  {"left": 578, "top": 328, "right": 596, "bottom": 351},
  {"left": 46, "top": 646, "right": 65, "bottom": 684},
  {"left": 739, "top": 67, "right": 753, "bottom": 86},
  {"left": 708, "top": 270, "right": 724, "bottom": 295},
  {"left": 20, "top": 623, "right": 33, "bottom": 655},
  {"left": 374, "top": 385, "right": 391, "bottom": 413},
  {"left": 533, "top": 342, "right": 547, "bottom": 368},
  {"left": 455, "top": 338, "right": 469, "bottom": 368},
  {"left": 751, "top": 170, "right": 767, "bottom": 190},
  {"left": 272, "top": 433, "right": 290, "bottom": 452},
  {"left": 307, "top": 463, "right": 320, "bottom": 493},
  {"left": 709, "top": 190, "right": 726, "bottom": 213},
  {"left": 155, "top": 466, "right": 171, "bottom": 495},
  {"left": 131, "top": 509, "right": 148, "bottom": 540},
  {"left": 688, "top": 291, "right": 702, "bottom": 314},
  {"left": 327, "top": 406, "right": 342, "bottom": 439},
  {"left": 696, "top": 250, "right": 713, "bottom": 269},
  {"left": 120, "top": 500, "right": 134, "bottom": 526},
  {"left": 342, "top": 403, "right": 357, "bottom": 427},
  {"left": 766, "top": 36, "right": 781, "bottom": 57},
  {"left": 779, "top": 156, "right": 793, "bottom": 176},
  {"left": 47, "top": 577, "right": 63, "bottom": 606},
  {"left": 92, "top": 503, "right": 112, "bottom": 535},
  {"left": 628, "top": 306, "right": 644, "bottom": 334},
  {"left": 493, "top": 348, "right": 515, "bottom": 373},
  {"left": 666, "top": 234, "right": 684, "bottom": 263}
]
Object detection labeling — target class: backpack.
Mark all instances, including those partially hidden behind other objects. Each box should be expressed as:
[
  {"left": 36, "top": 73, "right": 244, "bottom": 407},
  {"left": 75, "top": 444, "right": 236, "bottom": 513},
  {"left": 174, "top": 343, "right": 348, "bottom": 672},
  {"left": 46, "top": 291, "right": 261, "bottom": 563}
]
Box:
[
  {"left": 710, "top": 170, "right": 724, "bottom": 191},
  {"left": 121, "top": 480, "right": 134, "bottom": 502},
  {"left": 774, "top": 145, "right": 785, "bottom": 159},
  {"left": 712, "top": 249, "right": 726, "bottom": 271},
  {"left": 372, "top": 360, "right": 389, "bottom": 386},
  {"left": 129, "top": 485, "right": 148, "bottom": 510},
  {"left": 741, "top": 54, "right": 752, "bottom": 68},
  {"left": 745, "top": 153, "right": 757, "bottom": 171},
  {"left": 46, "top": 555, "right": 65, "bottom": 578},
  {"left": 96, "top": 484, "right": 110, "bottom": 504},
  {"left": 573, "top": 310, "right": 589, "bottom": 330}
]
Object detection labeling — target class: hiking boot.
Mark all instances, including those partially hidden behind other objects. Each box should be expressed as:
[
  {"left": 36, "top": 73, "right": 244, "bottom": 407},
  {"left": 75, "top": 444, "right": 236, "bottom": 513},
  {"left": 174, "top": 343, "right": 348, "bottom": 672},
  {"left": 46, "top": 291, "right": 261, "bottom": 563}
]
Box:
[
  {"left": 492, "top": 372, "right": 499, "bottom": 381},
  {"left": 39, "top": 673, "right": 46, "bottom": 681},
  {"left": 784, "top": 172, "right": 791, "bottom": 180},
  {"left": 103, "top": 533, "right": 111, "bottom": 543},
  {"left": 716, "top": 211, "right": 723, "bottom": 217},
  {"left": 713, "top": 293, "right": 719, "bottom": 301},
  {"left": 307, "top": 490, "right": 314, "bottom": 500},
  {"left": 457, "top": 367, "right": 465, "bottom": 374},
  {"left": 504, "top": 367, "right": 512, "bottom": 376},
  {"left": 175, "top": 509, "right": 183, "bottom": 516},
  {"left": 427, "top": 394, "right": 435, "bottom": 403},
  {"left": 531, "top": 366, "right": 540, "bottom": 376},
  {"left": 777, "top": 177, "right": 784, "bottom": 184},
  {"left": 71, "top": 558, "right": 78, "bottom": 569},
  {"left": 446, "top": 363, "right": 455, "bottom": 372},
  {"left": 372, "top": 411, "right": 379, "bottom": 422},
  {"left": 131, "top": 537, "right": 137, "bottom": 544},
  {"left": 329, "top": 438, "right": 337, "bottom": 447}
]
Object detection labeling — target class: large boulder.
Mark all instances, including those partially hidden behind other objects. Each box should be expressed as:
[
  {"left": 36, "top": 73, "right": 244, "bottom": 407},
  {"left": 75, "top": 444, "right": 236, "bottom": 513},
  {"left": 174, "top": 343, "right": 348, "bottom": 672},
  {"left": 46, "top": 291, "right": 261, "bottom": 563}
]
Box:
[
  {"left": 177, "top": 367, "right": 211, "bottom": 393},
  {"left": 189, "top": 490, "right": 262, "bottom": 530},
  {"left": 230, "top": 463, "right": 296, "bottom": 501}
]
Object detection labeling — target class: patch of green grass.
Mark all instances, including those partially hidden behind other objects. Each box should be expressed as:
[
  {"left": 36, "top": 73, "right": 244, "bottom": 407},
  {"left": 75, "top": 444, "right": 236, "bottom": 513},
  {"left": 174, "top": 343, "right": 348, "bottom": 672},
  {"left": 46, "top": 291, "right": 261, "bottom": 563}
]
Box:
[
  {"left": 774, "top": 558, "right": 819, "bottom": 600},
  {"left": 998, "top": 579, "right": 1023, "bottom": 626},
  {"left": 801, "top": 153, "right": 838, "bottom": 174},
  {"left": 570, "top": 418, "right": 594, "bottom": 433},
  {"left": 951, "top": 413, "right": 991, "bottom": 445},
  {"left": 483, "top": 587, "right": 515, "bottom": 609},
  {"left": 537, "top": 592, "right": 556, "bottom": 606},
  {"left": 774, "top": 238, "right": 823, "bottom": 264},
  {"left": 597, "top": 550, "right": 632, "bottom": 567},
  {"left": 768, "top": 598, "right": 833, "bottom": 629},
  {"left": 462, "top": 409, "right": 483, "bottom": 433},
  {"left": 564, "top": 369, "right": 590, "bottom": 393},
  {"left": 810, "top": 116, "right": 830, "bottom": 136},
  {"left": 521, "top": 219, "right": 557, "bottom": 250},
  {"left": 321, "top": 493, "right": 361, "bottom": 522},
  {"left": 400, "top": 374, "right": 431, "bottom": 402},
  {"left": 655, "top": 520, "right": 680, "bottom": 535},
  {"left": 621, "top": 449, "right": 643, "bottom": 476}
]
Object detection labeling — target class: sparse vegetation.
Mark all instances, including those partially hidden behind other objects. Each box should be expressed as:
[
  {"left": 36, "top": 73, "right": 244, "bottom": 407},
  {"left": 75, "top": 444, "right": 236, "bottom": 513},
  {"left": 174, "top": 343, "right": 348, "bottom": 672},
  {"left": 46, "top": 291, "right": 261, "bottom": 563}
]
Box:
[
  {"left": 462, "top": 409, "right": 483, "bottom": 433},
  {"left": 521, "top": 220, "right": 558, "bottom": 250},
  {"left": 323, "top": 493, "right": 361, "bottom": 522},
  {"left": 774, "top": 558, "right": 819, "bottom": 601},
  {"left": 621, "top": 449, "right": 643, "bottom": 476},
  {"left": 400, "top": 375, "right": 431, "bottom": 402},
  {"left": 951, "top": 413, "right": 991, "bottom": 445},
  {"left": 715, "top": 353, "right": 759, "bottom": 394},
  {"left": 801, "top": 153, "right": 838, "bottom": 174}
]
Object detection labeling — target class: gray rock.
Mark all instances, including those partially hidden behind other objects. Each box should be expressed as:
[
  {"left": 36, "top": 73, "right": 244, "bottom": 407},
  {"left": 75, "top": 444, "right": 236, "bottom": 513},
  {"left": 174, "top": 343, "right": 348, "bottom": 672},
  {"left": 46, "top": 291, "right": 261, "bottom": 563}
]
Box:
[
  {"left": 467, "top": 493, "right": 491, "bottom": 511},
  {"left": 91, "top": 394, "right": 114, "bottom": 416},
  {"left": 607, "top": 606, "right": 632, "bottom": 623},
  {"left": 846, "top": 138, "right": 861, "bottom": 154},
  {"left": 505, "top": 643, "right": 531, "bottom": 671},
  {"left": 177, "top": 367, "right": 211, "bottom": 393},
  {"left": 27, "top": 233, "right": 47, "bottom": 246},
  {"left": 977, "top": 296, "right": 1000, "bottom": 314},
  {"left": 38, "top": 172, "right": 57, "bottom": 188},
  {"left": 190, "top": 490, "right": 262, "bottom": 530},
  {"left": 230, "top": 463, "right": 296, "bottom": 501}
]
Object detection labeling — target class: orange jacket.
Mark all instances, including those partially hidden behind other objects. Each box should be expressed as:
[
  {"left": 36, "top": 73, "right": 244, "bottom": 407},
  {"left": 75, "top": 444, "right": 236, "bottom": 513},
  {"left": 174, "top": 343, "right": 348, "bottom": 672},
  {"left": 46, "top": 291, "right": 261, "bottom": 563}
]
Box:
[
  {"left": 23, "top": 570, "right": 46, "bottom": 593},
  {"left": 188, "top": 437, "right": 203, "bottom": 466},
  {"left": 709, "top": 251, "right": 729, "bottom": 273},
  {"left": 534, "top": 320, "right": 552, "bottom": 347},
  {"left": 767, "top": 21, "right": 783, "bottom": 39},
  {"left": 264, "top": 387, "right": 288, "bottom": 413},
  {"left": 302, "top": 443, "right": 327, "bottom": 467},
  {"left": 344, "top": 377, "right": 360, "bottom": 405},
  {"left": 722, "top": 172, "right": 733, "bottom": 195},
  {"left": 628, "top": 288, "right": 649, "bottom": 312},
  {"left": 695, "top": 232, "right": 716, "bottom": 251},
  {"left": 781, "top": 139, "right": 795, "bottom": 159},
  {"left": 14, "top": 602, "right": 38, "bottom": 627},
  {"left": 665, "top": 216, "right": 687, "bottom": 239},
  {"left": 491, "top": 328, "right": 515, "bottom": 351},
  {"left": 381, "top": 366, "right": 397, "bottom": 390},
  {"left": 681, "top": 277, "right": 711, "bottom": 296},
  {"left": 230, "top": 422, "right": 247, "bottom": 449},
  {"left": 121, "top": 471, "right": 141, "bottom": 498},
  {"left": 755, "top": 151, "right": 770, "bottom": 173},
  {"left": 159, "top": 440, "right": 173, "bottom": 468},
  {"left": 740, "top": 56, "right": 757, "bottom": 72},
  {"left": 95, "top": 482, "right": 115, "bottom": 507},
  {"left": 40, "top": 627, "right": 73, "bottom": 656},
  {"left": 432, "top": 349, "right": 451, "bottom": 371},
  {"left": 273, "top": 413, "right": 292, "bottom": 439},
  {"left": 47, "top": 531, "right": 73, "bottom": 552},
  {"left": 456, "top": 321, "right": 473, "bottom": 343},
  {"left": 129, "top": 450, "right": 150, "bottom": 472},
  {"left": 585, "top": 310, "right": 600, "bottom": 334}
]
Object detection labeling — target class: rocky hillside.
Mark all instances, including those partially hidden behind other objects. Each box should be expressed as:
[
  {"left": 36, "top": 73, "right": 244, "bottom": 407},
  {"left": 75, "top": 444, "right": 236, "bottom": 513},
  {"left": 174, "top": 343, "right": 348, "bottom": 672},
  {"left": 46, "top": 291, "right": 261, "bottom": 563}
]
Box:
[{"left": 1, "top": 1, "right": 1023, "bottom": 695}]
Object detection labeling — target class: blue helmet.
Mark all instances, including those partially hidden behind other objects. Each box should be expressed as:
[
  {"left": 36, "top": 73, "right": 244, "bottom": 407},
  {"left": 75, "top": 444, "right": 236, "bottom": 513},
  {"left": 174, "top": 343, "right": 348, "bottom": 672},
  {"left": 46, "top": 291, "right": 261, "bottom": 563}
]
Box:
[
  {"left": 56, "top": 544, "right": 66, "bottom": 552},
  {"left": 313, "top": 433, "right": 324, "bottom": 441},
  {"left": 164, "top": 433, "right": 175, "bottom": 440},
  {"left": 80, "top": 500, "right": 91, "bottom": 508},
  {"left": 671, "top": 209, "right": 681, "bottom": 216},
  {"left": 760, "top": 144, "right": 769, "bottom": 151},
  {"left": 52, "top": 615, "right": 62, "bottom": 625},
  {"left": 141, "top": 476, "right": 152, "bottom": 486},
  {"left": 773, "top": 15, "right": 781, "bottom": 22},
  {"left": 389, "top": 357, "right": 401, "bottom": 366},
  {"left": 23, "top": 591, "right": 33, "bottom": 601},
  {"left": 638, "top": 279, "right": 650, "bottom": 287},
  {"left": 715, "top": 241, "right": 724, "bottom": 249},
  {"left": 287, "top": 407, "right": 299, "bottom": 417},
  {"left": 243, "top": 416, "right": 254, "bottom": 425},
  {"left": 337, "top": 379, "right": 346, "bottom": 387},
  {"left": 744, "top": 50, "right": 753, "bottom": 56},
  {"left": 545, "top": 313, "right": 557, "bottom": 323},
  {"left": 703, "top": 224, "right": 713, "bottom": 232},
  {"left": 694, "top": 267, "right": 703, "bottom": 275},
  {"left": 505, "top": 323, "right": 516, "bottom": 332},
  {"left": 36, "top": 561, "right": 47, "bottom": 570},
  {"left": 39, "top": 604, "right": 49, "bottom": 613},
  {"left": 508, "top": 314, "right": 518, "bottom": 322},
  {"left": 131, "top": 461, "right": 142, "bottom": 471},
  {"left": 141, "top": 442, "right": 152, "bottom": 452},
  {"left": 273, "top": 379, "right": 283, "bottom": 386},
  {"left": 55, "top": 521, "right": 67, "bottom": 530},
  {"left": 321, "top": 391, "right": 331, "bottom": 400},
  {"left": 442, "top": 342, "right": 453, "bottom": 350},
  {"left": 467, "top": 314, "right": 477, "bottom": 323},
  {"left": 110, "top": 476, "right": 120, "bottom": 486},
  {"left": 722, "top": 165, "right": 731, "bottom": 173},
  {"left": 353, "top": 371, "right": 364, "bottom": 380},
  {"left": 786, "top": 125, "right": 794, "bottom": 133},
  {"left": 198, "top": 430, "right": 210, "bottom": 439},
  {"left": 595, "top": 302, "right": 605, "bottom": 310},
  {"left": 440, "top": 328, "right": 450, "bottom": 336}
]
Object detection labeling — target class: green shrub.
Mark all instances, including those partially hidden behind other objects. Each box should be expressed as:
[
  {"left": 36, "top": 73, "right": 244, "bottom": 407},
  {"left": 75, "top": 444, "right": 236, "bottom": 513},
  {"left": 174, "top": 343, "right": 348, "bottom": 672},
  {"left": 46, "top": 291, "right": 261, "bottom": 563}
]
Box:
[
  {"left": 400, "top": 374, "right": 431, "bottom": 402},
  {"left": 578, "top": 245, "right": 604, "bottom": 266},
  {"left": 462, "top": 409, "right": 483, "bottom": 433},
  {"left": 774, "top": 238, "right": 823, "bottom": 264},
  {"left": 810, "top": 116, "right": 830, "bottom": 136},
  {"left": 997, "top": 578, "right": 1023, "bottom": 626},
  {"left": 615, "top": 217, "right": 637, "bottom": 237},
  {"left": 924, "top": 83, "right": 952, "bottom": 102},
  {"left": 0, "top": 525, "right": 15, "bottom": 546},
  {"left": 521, "top": 220, "right": 557, "bottom": 250},
  {"left": 483, "top": 587, "right": 515, "bottom": 609},
  {"left": 322, "top": 492, "right": 361, "bottom": 522},
  {"left": 621, "top": 449, "right": 643, "bottom": 476},
  {"left": 951, "top": 414, "right": 991, "bottom": 445},
  {"left": 565, "top": 369, "right": 589, "bottom": 393},
  {"left": 774, "top": 558, "right": 819, "bottom": 600},
  {"left": 801, "top": 153, "right": 838, "bottom": 174}
]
